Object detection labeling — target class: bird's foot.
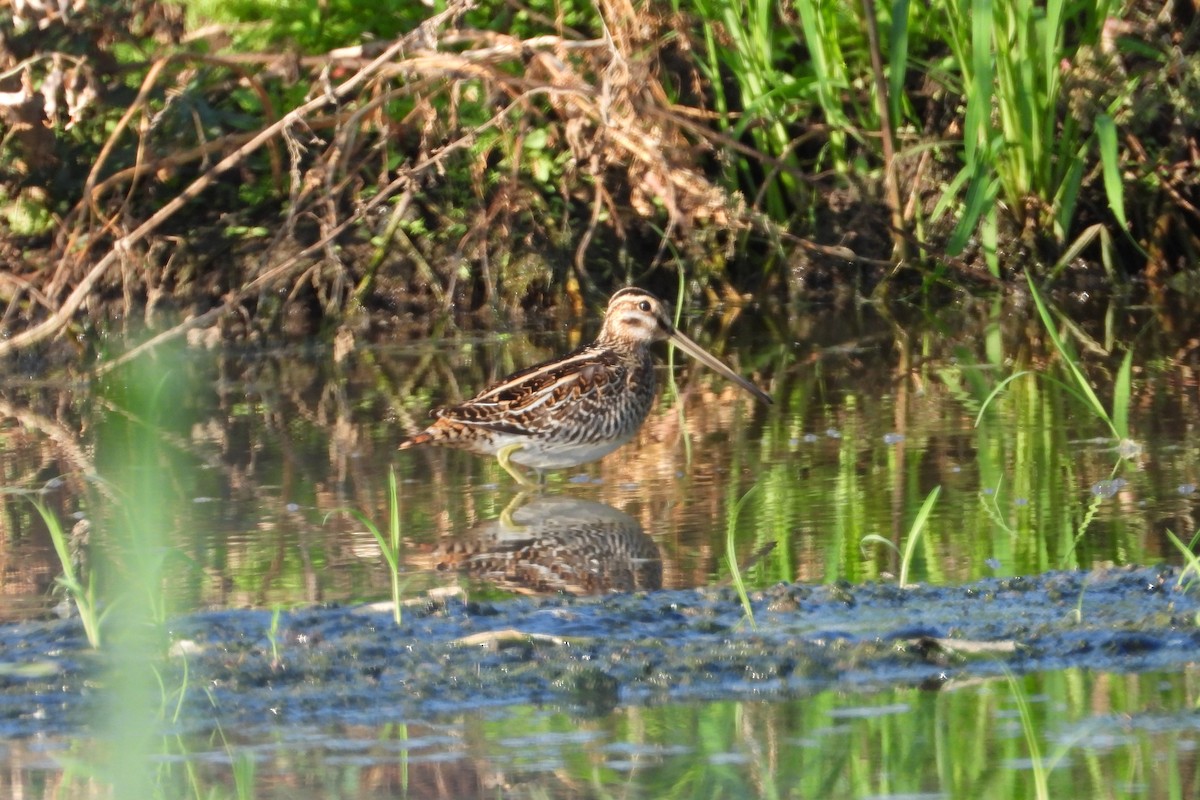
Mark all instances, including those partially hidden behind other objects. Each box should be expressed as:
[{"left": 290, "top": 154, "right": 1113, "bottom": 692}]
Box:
[{"left": 496, "top": 443, "right": 541, "bottom": 489}]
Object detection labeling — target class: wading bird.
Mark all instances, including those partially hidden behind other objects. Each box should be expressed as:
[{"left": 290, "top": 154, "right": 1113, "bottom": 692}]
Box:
[{"left": 398, "top": 287, "right": 772, "bottom": 486}]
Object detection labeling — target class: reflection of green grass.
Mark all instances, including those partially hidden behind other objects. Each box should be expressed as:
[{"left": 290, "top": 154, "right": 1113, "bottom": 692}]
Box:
[
  {"left": 1023, "top": 272, "right": 1134, "bottom": 447},
  {"left": 459, "top": 667, "right": 1196, "bottom": 798},
  {"left": 734, "top": 292, "right": 1170, "bottom": 590},
  {"left": 975, "top": 276, "right": 1138, "bottom": 564},
  {"left": 44, "top": 664, "right": 1197, "bottom": 797},
  {"left": 1004, "top": 668, "right": 1049, "bottom": 800}
]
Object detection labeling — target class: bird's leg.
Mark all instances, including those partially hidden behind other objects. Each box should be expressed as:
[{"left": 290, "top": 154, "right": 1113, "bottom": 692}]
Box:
[{"left": 496, "top": 443, "right": 540, "bottom": 489}]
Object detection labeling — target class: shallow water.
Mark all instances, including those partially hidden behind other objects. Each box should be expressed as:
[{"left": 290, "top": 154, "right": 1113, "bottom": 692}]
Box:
[
  {"left": 6, "top": 297, "right": 1197, "bottom": 612},
  {"left": 6, "top": 669, "right": 1198, "bottom": 799},
  {"left": 1, "top": 293, "right": 1199, "bottom": 797},
  {"left": 2, "top": 565, "right": 1199, "bottom": 797}
]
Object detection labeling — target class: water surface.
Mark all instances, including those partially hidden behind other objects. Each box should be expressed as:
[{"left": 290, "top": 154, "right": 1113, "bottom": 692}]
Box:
[{"left": 1, "top": 294, "right": 1198, "bottom": 797}]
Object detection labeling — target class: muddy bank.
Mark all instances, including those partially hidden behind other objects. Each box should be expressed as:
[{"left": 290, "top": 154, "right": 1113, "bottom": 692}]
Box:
[{"left": 0, "top": 565, "right": 1196, "bottom": 740}]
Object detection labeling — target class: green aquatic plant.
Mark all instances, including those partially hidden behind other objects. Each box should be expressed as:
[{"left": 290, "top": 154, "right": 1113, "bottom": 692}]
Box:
[
  {"left": 1024, "top": 272, "right": 1134, "bottom": 446},
  {"left": 328, "top": 467, "right": 408, "bottom": 625},
  {"left": 1166, "top": 529, "right": 1200, "bottom": 597},
  {"left": 267, "top": 605, "right": 283, "bottom": 668},
  {"left": 976, "top": 275, "right": 1134, "bottom": 449},
  {"left": 971, "top": 277, "right": 1138, "bottom": 568},
  {"left": 2, "top": 490, "right": 104, "bottom": 648},
  {"left": 725, "top": 484, "right": 761, "bottom": 629},
  {"left": 861, "top": 485, "right": 941, "bottom": 588}
]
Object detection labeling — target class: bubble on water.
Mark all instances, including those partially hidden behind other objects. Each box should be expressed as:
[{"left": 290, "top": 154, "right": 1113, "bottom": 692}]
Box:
[
  {"left": 1116, "top": 439, "right": 1143, "bottom": 460},
  {"left": 1090, "top": 478, "right": 1128, "bottom": 498}
]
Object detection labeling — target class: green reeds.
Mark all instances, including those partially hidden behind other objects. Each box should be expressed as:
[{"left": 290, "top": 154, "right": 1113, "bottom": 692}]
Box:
[
  {"left": 685, "top": 0, "right": 794, "bottom": 217},
  {"left": 940, "top": 0, "right": 1118, "bottom": 256},
  {"left": 790, "top": 0, "right": 856, "bottom": 170}
]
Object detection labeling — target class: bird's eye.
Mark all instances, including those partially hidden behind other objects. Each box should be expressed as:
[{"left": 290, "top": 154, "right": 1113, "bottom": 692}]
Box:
[{"left": 638, "top": 300, "right": 651, "bottom": 312}]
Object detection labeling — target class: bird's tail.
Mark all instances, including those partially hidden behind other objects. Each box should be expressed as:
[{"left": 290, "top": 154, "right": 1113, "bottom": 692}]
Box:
[{"left": 397, "top": 431, "right": 437, "bottom": 450}]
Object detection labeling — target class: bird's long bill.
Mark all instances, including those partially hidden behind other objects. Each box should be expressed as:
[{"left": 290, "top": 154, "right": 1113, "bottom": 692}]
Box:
[{"left": 667, "top": 329, "right": 773, "bottom": 405}]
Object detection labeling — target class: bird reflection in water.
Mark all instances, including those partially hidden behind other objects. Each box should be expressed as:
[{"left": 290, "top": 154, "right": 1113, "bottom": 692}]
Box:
[{"left": 428, "top": 495, "right": 661, "bottom": 596}]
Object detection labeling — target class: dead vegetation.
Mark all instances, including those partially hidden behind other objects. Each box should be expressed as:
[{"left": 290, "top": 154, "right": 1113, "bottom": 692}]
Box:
[
  {"left": 5, "top": 0, "right": 1196, "bottom": 365},
  {"left": 0, "top": 0, "right": 835, "bottom": 363}
]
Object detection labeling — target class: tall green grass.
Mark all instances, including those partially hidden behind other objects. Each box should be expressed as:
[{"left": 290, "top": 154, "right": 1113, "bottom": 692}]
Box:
[
  {"left": 931, "top": 0, "right": 1132, "bottom": 262},
  {"left": 684, "top": 0, "right": 808, "bottom": 219},
  {"left": 676, "top": 0, "right": 1138, "bottom": 269},
  {"left": 68, "top": 352, "right": 185, "bottom": 798}
]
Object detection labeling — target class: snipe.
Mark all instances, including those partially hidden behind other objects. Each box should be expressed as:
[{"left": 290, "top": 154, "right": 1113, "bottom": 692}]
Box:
[{"left": 398, "top": 287, "right": 772, "bottom": 486}]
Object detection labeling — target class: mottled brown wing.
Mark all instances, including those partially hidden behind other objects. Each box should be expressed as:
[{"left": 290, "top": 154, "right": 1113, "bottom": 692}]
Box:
[{"left": 432, "top": 345, "right": 627, "bottom": 437}]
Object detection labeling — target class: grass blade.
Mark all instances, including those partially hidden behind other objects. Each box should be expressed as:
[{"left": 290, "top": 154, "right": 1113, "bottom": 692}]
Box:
[
  {"left": 1095, "top": 114, "right": 1128, "bottom": 230},
  {"left": 899, "top": 486, "right": 940, "bottom": 588},
  {"left": 1025, "top": 272, "right": 1117, "bottom": 437},
  {"left": 1165, "top": 529, "right": 1200, "bottom": 595},
  {"left": 726, "top": 484, "right": 761, "bottom": 629},
  {"left": 887, "top": 0, "right": 912, "bottom": 125},
  {"left": 1112, "top": 348, "right": 1133, "bottom": 442}
]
